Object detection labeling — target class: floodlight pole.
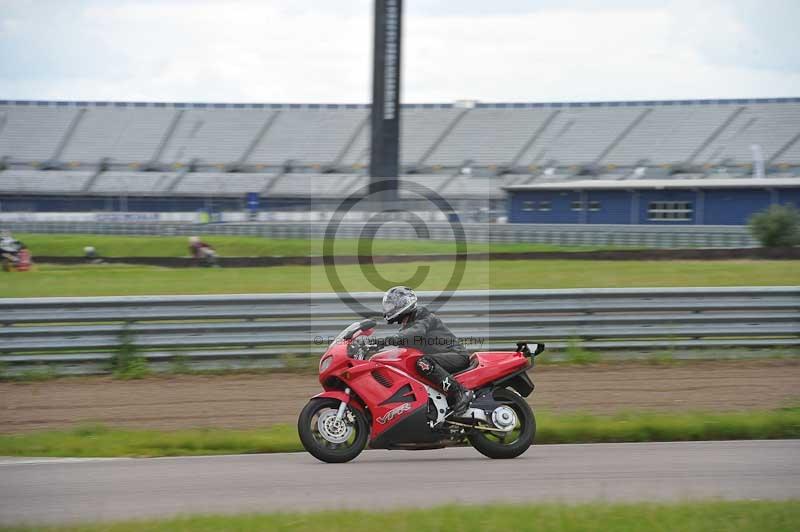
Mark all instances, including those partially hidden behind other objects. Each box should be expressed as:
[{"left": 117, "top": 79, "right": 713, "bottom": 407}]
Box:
[{"left": 369, "top": 0, "right": 402, "bottom": 205}]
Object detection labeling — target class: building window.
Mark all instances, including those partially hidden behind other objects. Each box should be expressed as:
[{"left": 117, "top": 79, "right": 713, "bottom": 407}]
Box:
[
  {"left": 522, "top": 201, "right": 535, "bottom": 212},
  {"left": 571, "top": 200, "right": 583, "bottom": 211},
  {"left": 538, "top": 201, "right": 551, "bottom": 211},
  {"left": 588, "top": 200, "right": 601, "bottom": 211},
  {"left": 648, "top": 201, "right": 693, "bottom": 221}
]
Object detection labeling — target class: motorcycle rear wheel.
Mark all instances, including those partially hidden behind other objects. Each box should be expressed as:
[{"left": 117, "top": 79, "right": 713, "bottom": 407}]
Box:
[
  {"left": 298, "top": 398, "right": 369, "bottom": 463},
  {"left": 467, "top": 388, "right": 535, "bottom": 459}
]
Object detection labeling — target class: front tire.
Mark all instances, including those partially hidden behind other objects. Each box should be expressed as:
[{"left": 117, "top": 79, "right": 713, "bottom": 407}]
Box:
[
  {"left": 468, "top": 388, "right": 535, "bottom": 459},
  {"left": 298, "top": 398, "right": 369, "bottom": 463}
]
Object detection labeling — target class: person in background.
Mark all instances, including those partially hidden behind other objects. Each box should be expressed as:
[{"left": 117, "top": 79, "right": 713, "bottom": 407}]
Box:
[
  {"left": 84, "top": 246, "right": 103, "bottom": 264},
  {"left": 15, "top": 244, "right": 32, "bottom": 271},
  {"left": 1, "top": 231, "right": 32, "bottom": 272},
  {"left": 0, "top": 229, "right": 18, "bottom": 253},
  {"left": 188, "top": 236, "right": 219, "bottom": 267},
  {"left": 1, "top": 230, "right": 24, "bottom": 271}
]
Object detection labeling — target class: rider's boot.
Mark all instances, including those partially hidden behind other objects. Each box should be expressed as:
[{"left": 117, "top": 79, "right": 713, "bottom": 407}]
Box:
[
  {"left": 446, "top": 378, "right": 475, "bottom": 416},
  {"left": 416, "top": 357, "right": 474, "bottom": 416}
]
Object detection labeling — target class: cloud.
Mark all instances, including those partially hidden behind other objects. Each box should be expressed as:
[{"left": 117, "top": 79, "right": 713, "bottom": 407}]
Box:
[
  {"left": 402, "top": 5, "right": 800, "bottom": 102},
  {"left": 0, "top": 0, "right": 797, "bottom": 102},
  {"left": 0, "top": 0, "right": 373, "bottom": 102},
  {"left": 670, "top": 0, "right": 800, "bottom": 73}
]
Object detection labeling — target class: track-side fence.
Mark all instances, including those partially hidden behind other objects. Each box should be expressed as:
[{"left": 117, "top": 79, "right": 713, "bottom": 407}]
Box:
[{"left": 1, "top": 287, "right": 796, "bottom": 375}]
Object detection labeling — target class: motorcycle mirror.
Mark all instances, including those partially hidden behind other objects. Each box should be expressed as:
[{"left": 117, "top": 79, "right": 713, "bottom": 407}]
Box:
[{"left": 360, "top": 319, "right": 377, "bottom": 331}]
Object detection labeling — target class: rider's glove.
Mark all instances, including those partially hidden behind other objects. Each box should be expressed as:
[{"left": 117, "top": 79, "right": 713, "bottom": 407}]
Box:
[
  {"left": 347, "top": 336, "right": 367, "bottom": 360},
  {"left": 348, "top": 336, "right": 377, "bottom": 359}
]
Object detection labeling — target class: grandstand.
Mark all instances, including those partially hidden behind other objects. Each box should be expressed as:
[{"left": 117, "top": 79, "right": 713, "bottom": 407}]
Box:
[{"left": 0, "top": 97, "right": 798, "bottom": 223}]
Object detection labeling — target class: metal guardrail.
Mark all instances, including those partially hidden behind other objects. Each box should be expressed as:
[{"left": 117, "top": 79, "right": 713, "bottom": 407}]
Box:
[
  {"left": 3, "top": 221, "right": 757, "bottom": 248},
  {"left": 0, "top": 287, "right": 797, "bottom": 375}
]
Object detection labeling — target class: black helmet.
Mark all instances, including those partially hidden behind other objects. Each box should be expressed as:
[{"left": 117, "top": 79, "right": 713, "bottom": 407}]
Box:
[{"left": 382, "top": 286, "right": 418, "bottom": 324}]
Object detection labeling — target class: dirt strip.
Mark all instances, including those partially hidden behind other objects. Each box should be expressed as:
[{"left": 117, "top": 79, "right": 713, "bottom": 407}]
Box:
[{"left": 1, "top": 360, "right": 798, "bottom": 434}]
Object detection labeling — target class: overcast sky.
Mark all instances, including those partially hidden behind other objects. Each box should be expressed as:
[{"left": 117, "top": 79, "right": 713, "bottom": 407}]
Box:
[{"left": 1, "top": 0, "right": 798, "bottom": 103}]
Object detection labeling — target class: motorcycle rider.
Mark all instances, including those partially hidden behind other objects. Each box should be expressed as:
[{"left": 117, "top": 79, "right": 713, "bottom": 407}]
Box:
[
  {"left": 0, "top": 230, "right": 23, "bottom": 269},
  {"left": 188, "top": 236, "right": 218, "bottom": 267},
  {"left": 0, "top": 230, "right": 18, "bottom": 252},
  {"left": 371, "top": 286, "right": 474, "bottom": 415}
]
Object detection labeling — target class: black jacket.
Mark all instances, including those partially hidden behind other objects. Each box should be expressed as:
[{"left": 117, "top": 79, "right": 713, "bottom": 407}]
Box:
[{"left": 382, "top": 306, "right": 467, "bottom": 356}]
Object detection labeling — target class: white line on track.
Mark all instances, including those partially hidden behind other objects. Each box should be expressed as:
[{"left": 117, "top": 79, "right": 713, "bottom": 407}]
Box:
[{"left": 0, "top": 457, "right": 133, "bottom": 466}]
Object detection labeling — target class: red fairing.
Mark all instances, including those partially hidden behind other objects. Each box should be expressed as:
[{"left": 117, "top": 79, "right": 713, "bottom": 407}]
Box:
[
  {"left": 311, "top": 390, "right": 366, "bottom": 414},
  {"left": 373, "top": 348, "right": 530, "bottom": 391},
  {"left": 345, "top": 361, "right": 429, "bottom": 441},
  {"left": 370, "top": 347, "right": 425, "bottom": 378},
  {"left": 455, "top": 352, "right": 530, "bottom": 390},
  {"left": 318, "top": 337, "right": 429, "bottom": 442}
]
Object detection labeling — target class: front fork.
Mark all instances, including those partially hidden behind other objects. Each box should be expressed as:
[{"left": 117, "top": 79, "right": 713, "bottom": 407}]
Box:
[{"left": 334, "top": 387, "right": 351, "bottom": 422}]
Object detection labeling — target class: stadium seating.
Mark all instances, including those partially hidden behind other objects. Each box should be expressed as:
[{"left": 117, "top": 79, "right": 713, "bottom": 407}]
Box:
[
  {"left": 0, "top": 98, "right": 798, "bottom": 202},
  {"left": 172, "top": 172, "right": 277, "bottom": 196},
  {"left": 518, "top": 106, "right": 642, "bottom": 167},
  {"left": 60, "top": 107, "right": 174, "bottom": 164},
  {"left": 90, "top": 171, "right": 176, "bottom": 195},
  {"left": 428, "top": 108, "right": 546, "bottom": 166},
  {"left": 158, "top": 109, "right": 273, "bottom": 167},
  {"left": 399, "top": 174, "right": 455, "bottom": 198},
  {"left": 400, "top": 107, "right": 464, "bottom": 167},
  {"left": 0, "top": 106, "right": 78, "bottom": 162},
  {"left": 0, "top": 169, "right": 92, "bottom": 193},
  {"left": 268, "top": 173, "right": 363, "bottom": 197},
  {"left": 440, "top": 175, "right": 506, "bottom": 199},
  {"left": 698, "top": 102, "right": 800, "bottom": 166},
  {"left": 248, "top": 108, "right": 367, "bottom": 167}
]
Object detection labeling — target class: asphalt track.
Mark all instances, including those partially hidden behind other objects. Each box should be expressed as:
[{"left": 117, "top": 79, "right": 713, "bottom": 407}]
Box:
[{"left": 1, "top": 440, "right": 798, "bottom": 525}]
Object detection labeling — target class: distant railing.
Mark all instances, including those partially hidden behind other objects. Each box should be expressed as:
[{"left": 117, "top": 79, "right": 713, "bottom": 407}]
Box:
[
  {"left": 1, "top": 287, "right": 796, "bottom": 376},
  {"left": 2, "top": 221, "right": 757, "bottom": 248}
]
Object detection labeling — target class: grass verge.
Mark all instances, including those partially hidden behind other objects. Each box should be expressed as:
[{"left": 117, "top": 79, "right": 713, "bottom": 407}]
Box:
[
  {"left": 2, "top": 259, "right": 797, "bottom": 297},
  {"left": 2, "top": 501, "right": 798, "bottom": 532},
  {"left": 1, "top": 408, "right": 797, "bottom": 458},
  {"left": 14, "top": 233, "right": 626, "bottom": 258}
]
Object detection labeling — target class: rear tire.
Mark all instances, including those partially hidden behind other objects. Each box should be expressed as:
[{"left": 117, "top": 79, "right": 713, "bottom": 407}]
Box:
[
  {"left": 298, "top": 398, "right": 369, "bottom": 463},
  {"left": 468, "top": 388, "right": 535, "bottom": 459}
]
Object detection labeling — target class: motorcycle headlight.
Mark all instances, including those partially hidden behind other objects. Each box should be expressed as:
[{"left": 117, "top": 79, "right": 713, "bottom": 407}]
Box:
[{"left": 319, "top": 356, "right": 333, "bottom": 373}]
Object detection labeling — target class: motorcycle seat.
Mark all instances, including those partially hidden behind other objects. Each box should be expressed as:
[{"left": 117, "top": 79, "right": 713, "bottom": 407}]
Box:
[{"left": 453, "top": 356, "right": 479, "bottom": 375}]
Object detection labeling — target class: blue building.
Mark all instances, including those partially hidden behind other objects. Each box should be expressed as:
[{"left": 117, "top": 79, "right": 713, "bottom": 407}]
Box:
[{"left": 505, "top": 178, "right": 800, "bottom": 225}]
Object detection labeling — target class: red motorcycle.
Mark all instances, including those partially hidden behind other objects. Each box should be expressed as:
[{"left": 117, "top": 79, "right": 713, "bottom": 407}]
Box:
[{"left": 298, "top": 319, "right": 544, "bottom": 463}]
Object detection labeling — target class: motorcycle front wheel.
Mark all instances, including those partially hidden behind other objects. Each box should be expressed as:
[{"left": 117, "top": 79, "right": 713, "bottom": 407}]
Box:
[
  {"left": 298, "top": 397, "right": 369, "bottom": 463},
  {"left": 467, "top": 388, "right": 535, "bottom": 459}
]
